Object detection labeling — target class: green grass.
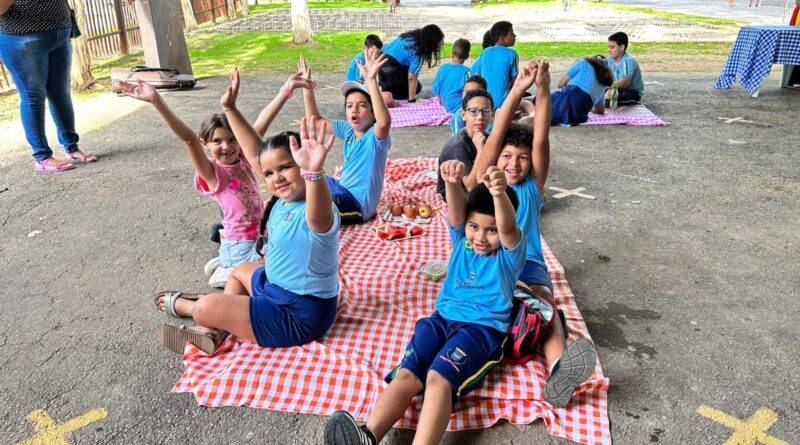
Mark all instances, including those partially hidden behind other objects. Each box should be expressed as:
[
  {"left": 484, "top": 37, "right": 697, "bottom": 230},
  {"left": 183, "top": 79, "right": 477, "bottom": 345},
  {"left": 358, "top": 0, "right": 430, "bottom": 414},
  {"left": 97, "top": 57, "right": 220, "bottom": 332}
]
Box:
[
  {"left": 249, "top": 1, "right": 385, "bottom": 12},
  {"left": 600, "top": 4, "right": 745, "bottom": 28},
  {"left": 473, "top": 0, "right": 558, "bottom": 9}
]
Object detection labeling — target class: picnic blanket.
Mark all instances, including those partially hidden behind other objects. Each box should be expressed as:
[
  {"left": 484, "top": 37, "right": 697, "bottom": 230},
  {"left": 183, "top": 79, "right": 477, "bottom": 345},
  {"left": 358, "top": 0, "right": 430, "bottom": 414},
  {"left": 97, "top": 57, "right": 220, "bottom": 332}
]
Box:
[
  {"left": 388, "top": 98, "right": 453, "bottom": 127},
  {"left": 583, "top": 104, "right": 669, "bottom": 126},
  {"left": 173, "top": 158, "right": 610, "bottom": 445}
]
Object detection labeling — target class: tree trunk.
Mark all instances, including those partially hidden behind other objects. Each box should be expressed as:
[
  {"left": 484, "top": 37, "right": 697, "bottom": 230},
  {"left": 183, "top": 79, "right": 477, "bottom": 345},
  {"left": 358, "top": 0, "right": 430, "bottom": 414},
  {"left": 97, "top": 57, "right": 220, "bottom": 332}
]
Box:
[
  {"left": 227, "top": 0, "right": 237, "bottom": 19},
  {"left": 291, "top": 0, "right": 313, "bottom": 44},
  {"left": 70, "top": 0, "right": 94, "bottom": 88},
  {"left": 241, "top": 0, "right": 249, "bottom": 15},
  {"left": 180, "top": 0, "right": 198, "bottom": 32}
]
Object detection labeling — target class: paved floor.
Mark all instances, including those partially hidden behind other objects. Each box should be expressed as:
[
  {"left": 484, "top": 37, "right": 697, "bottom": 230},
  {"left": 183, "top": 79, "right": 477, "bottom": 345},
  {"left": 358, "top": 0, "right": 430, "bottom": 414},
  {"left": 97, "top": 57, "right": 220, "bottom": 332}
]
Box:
[
  {"left": 1, "top": 68, "right": 798, "bottom": 444},
  {"left": 608, "top": 0, "right": 796, "bottom": 24}
]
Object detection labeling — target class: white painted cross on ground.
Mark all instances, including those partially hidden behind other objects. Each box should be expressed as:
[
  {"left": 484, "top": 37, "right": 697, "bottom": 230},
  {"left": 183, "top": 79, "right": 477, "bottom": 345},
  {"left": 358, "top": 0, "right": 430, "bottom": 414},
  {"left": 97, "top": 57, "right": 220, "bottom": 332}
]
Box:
[{"left": 548, "top": 186, "right": 596, "bottom": 200}]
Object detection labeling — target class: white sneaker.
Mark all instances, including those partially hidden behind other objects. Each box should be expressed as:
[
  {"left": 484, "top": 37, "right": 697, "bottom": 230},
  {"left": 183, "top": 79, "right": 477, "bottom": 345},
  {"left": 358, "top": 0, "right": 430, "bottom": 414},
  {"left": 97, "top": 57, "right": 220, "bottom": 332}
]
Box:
[
  {"left": 208, "top": 266, "right": 233, "bottom": 289},
  {"left": 204, "top": 257, "right": 221, "bottom": 275}
]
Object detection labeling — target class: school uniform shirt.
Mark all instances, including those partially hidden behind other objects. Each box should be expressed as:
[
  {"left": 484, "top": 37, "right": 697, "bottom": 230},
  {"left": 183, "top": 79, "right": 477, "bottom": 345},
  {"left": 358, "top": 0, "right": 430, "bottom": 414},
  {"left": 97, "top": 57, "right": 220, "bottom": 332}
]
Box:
[
  {"left": 265, "top": 200, "right": 340, "bottom": 298},
  {"left": 566, "top": 59, "right": 606, "bottom": 105},
  {"left": 0, "top": 0, "right": 71, "bottom": 35},
  {"left": 509, "top": 176, "right": 546, "bottom": 268},
  {"left": 471, "top": 46, "right": 518, "bottom": 109},
  {"left": 195, "top": 156, "right": 264, "bottom": 240},
  {"left": 432, "top": 63, "right": 471, "bottom": 114},
  {"left": 332, "top": 120, "right": 392, "bottom": 219},
  {"left": 608, "top": 53, "right": 644, "bottom": 96},
  {"left": 383, "top": 37, "right": 423, "bottom": 76},
  {"left": 436, "top": 129, "right": 479, "bottom": 199},
  {"left": 346, "top": 53, "right": 365, "bottom": 82},
  {"left": 435, "top": 223, "right": 527, "bottom": 333}
]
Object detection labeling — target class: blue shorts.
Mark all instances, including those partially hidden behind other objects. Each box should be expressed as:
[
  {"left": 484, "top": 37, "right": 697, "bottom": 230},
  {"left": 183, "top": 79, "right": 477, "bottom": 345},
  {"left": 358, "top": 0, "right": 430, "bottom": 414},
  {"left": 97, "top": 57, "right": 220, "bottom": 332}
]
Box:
[
  {"left": 249, "top": 268, "right": 337, "bottom": 347},
  {"left": 385, "top": 312, "right": 506, "bottom": 401},
  {"left": 518, "top": 260, "right": 553, "bottom": 292},
  {"left": 550, "top": 84, "right": 595, "bottom": 126},
  {"left": 325, "top": 176, "right": 364, "bottom": 225},
  {"left": 218, "top": 238, "right": 260, "bottom": 268}
]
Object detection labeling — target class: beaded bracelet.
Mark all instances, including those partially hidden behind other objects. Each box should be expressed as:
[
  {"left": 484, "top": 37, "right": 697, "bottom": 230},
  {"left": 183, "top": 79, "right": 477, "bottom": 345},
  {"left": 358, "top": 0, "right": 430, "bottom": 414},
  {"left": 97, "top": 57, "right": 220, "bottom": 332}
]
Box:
[
  {"left": 279, "top": 85, "right": 295, "bottom": 99},
  {"left": 301, "top": 170, "right": 324, "bottom": 182}
]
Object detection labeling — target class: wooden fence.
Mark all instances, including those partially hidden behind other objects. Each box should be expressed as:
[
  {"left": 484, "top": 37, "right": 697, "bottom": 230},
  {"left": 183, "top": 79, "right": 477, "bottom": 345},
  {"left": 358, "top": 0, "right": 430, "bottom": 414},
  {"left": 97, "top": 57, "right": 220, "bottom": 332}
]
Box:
[{"left": 192, "top": 0, "right": 243, "bottom": 25}]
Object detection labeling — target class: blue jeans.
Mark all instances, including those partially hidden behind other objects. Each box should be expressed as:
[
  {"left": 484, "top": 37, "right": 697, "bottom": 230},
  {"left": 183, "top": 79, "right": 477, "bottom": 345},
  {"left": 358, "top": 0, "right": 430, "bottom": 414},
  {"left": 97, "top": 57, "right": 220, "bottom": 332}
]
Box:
[{"left": 0, "top": 27, "right": 80, "bottom": 162}]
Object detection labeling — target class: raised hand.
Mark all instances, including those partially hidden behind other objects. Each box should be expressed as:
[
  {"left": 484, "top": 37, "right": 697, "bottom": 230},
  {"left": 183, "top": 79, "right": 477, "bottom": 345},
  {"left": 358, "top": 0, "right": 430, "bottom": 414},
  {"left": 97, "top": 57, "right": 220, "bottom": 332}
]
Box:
[
  {"left": 440, "top": 160, "right": 466, "bottom": 184},
  {"left": 115, "top": 80, "right": 159, "bottom": 103},
  {"left": 472, "top": 131, "right": 486, "bottom": 153},
  {"left": 286, "top": 70, "right": 317, "bottom": 91},
  {"left": 357, "top": 46, "right": 389, "bottom": 81},
  {"left": 535, "top": 59, "right": 551, "bottom": 90},
  {"left": 289, "top": 116, "right": 335, "bottom": 172},
  {"left": 220, "top": 68, "right": 240, "bottom": 110},
  {"left": 513, "top": 59, "right": 539, "bottom": 92},
  {"left": 297, "top": 55, "right": 312, "bottom": 82},
  {"left": 482, "top": 165, "right": 508, "bottom": 196}
]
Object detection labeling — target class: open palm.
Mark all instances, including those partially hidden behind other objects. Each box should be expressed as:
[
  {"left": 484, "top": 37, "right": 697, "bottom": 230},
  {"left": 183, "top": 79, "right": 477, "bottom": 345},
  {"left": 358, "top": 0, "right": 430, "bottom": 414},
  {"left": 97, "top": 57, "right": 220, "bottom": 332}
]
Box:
[
  {"left": 116, "top": 80, "right": 158, "bottom": 103},
  {"left": 290, "top": 116, "right": 335, "bottom": 172}
]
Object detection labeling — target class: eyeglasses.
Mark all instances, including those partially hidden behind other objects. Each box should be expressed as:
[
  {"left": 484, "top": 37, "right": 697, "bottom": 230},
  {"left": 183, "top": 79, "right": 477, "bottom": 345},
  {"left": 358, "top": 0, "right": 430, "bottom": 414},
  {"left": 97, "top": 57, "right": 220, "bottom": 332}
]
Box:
[{"left": 465, "top": 107, "right": 492, "bottom": 117}]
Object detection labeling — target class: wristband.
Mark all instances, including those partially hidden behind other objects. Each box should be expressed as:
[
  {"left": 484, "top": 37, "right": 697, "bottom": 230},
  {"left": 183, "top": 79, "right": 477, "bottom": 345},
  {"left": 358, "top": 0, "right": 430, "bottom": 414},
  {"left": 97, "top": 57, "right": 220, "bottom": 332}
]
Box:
[
  {"left": 301, "top": 169, "right": 324, "bottom": 181},
  {"left": 279, "top": 85, "right": 295, "bottom": 99}
]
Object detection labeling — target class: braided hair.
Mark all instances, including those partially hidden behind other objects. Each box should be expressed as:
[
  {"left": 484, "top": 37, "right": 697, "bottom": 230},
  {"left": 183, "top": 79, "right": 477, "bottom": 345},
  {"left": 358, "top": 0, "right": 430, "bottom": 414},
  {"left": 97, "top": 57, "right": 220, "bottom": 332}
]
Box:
[{"left": 255, "top": 131, "right": 301, "bottom": 257}]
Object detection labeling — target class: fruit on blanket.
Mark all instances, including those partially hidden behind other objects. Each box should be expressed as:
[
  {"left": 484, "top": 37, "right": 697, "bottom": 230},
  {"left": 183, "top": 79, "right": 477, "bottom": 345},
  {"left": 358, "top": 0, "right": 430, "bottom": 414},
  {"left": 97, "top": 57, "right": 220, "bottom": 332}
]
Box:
[
  {"left": 404, "top": 204, "right": 418, "bottom": 219},
  {"left": 375, "top": 223, "right": 391, "bottom": 240},
  {"left": 390, "top": 202, "right": 403, "bottom": 216},
  {"left": 409, "top": 225, "right": 425, "bottom": 237},
  {"left": 389, "top": 226, "right": 408, "bottom": 240},
  {"left": 418, "top": 204, "right": 433, "bottom": 219}
]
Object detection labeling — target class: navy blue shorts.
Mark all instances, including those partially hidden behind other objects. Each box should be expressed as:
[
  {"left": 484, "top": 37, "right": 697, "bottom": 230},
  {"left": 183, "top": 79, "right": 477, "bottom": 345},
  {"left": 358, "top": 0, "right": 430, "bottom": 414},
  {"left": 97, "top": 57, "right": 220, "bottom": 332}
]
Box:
[
  {"left": 618, "top": 87, "right": 642, "bottom": 104},
  {"left": 325, "top": 176, "right": 364, "bottom": 225},
  {"left": 550, "top": 84, "right": 594, "bottom": 126},
  {"left": 385, "top": 312, "right": 506, "bottom": 401},
  {"left": 518, "top": 260, "right": 553, "bottom": 292},
  {"left": 249, "top": 267, "right": 337, "bottom": 347}
]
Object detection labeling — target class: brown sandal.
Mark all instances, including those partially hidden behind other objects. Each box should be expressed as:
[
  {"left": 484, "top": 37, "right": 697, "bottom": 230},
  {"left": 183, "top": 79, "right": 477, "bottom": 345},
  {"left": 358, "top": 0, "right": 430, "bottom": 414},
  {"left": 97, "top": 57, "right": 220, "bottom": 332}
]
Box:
[{"left": 156, "top": 322, "right": 226, "bottom": 355}]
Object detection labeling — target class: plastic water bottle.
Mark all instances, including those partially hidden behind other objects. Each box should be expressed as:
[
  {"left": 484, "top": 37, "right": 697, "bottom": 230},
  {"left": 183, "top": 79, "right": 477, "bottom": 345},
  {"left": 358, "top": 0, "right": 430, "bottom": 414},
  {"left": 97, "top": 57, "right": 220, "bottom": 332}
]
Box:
[{"left": 610, "top": 83, "right": 619, "bottom": 109}]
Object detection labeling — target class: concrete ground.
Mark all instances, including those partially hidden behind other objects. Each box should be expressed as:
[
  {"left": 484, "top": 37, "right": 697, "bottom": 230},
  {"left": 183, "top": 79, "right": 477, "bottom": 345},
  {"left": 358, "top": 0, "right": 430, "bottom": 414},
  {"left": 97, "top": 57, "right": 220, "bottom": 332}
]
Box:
[{"left": 1, "top": 68, "right": 799, "bottom": 445}]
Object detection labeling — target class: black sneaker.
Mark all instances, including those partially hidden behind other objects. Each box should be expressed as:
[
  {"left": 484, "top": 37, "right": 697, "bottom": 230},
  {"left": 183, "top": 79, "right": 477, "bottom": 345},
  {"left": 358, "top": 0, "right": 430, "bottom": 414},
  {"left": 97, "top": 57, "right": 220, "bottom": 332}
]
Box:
[
  {"left": 324, "top": 410, "right": 376, "bottom": 445},
  {"left": 544, "top": 338, "right": 597, "bottom": 408},
  {"left": 210, "top": 223, "right": 223, "bottom": 244}
]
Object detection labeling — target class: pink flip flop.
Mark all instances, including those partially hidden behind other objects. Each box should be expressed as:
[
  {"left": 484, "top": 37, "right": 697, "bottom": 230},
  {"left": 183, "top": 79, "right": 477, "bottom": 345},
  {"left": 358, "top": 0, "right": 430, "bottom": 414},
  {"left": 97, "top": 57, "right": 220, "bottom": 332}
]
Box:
[
  {"left": 34, "top": 159, "right": 76, "bottom": 173},
  {"left": 66, "top": 151, "right": 97, "bottom": 163}
]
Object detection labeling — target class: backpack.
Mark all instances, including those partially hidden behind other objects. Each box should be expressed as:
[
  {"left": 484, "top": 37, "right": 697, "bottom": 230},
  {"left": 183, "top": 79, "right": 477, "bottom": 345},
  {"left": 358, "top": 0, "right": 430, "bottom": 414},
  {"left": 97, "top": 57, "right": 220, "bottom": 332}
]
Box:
[{"left": 502, "top": 281, "right": 557, "bottom": 365}]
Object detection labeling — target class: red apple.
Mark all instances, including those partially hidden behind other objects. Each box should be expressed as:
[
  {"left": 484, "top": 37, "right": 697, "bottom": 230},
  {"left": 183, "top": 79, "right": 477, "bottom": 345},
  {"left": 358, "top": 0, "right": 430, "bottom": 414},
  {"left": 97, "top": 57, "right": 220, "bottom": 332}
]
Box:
[
  {"left": 390, "top": 202, "right": 403, "bottom": 216},
  {"left": 418, "top": 204, "right": 433, "bottom": 219},
  {"left": 404, "top": 204, "right": 418, "bottom": 219}
]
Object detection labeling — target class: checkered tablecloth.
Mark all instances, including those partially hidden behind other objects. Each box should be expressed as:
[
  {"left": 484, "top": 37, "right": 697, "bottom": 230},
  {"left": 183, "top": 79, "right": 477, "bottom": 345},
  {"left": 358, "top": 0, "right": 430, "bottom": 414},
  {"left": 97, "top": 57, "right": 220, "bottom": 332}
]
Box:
[
  {"left": 389, "top": 98, "right": 453, "bottom": 127},
  {"left": 173, "top": 158, "right": 610, "bottom": 445},
  {"left": 715, "top": 26, "right": 800, "bottom": 95},
  {"left": 584, "top": 104, "right": 670, "bottom": 126}
]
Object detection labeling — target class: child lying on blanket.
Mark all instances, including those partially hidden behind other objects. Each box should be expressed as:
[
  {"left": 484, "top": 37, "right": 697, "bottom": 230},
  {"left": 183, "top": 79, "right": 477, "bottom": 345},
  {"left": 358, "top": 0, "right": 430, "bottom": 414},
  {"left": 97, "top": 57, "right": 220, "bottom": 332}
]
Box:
[
  {"left": 116, "top": 79, "right": 264, "bottom": 287},
  {"left": 153, "top": 117, "right": 341, "bottom": 355},
  {"left": 551, "top": 55, "right": 615, "bottom": 126},
  {"left": 302, "top": 49, "right": 393, "bottom": 225},
  {"left": 324, "top": 164, "right": 525, "bottom": 445},
  {"left": 470, "top": 59, "right": 598, "bottom": 408}
]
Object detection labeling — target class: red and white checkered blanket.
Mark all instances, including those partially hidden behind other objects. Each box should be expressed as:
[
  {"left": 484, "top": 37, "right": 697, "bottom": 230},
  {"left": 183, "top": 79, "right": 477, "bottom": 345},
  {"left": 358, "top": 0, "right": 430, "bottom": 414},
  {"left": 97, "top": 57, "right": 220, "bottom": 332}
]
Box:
[
  {"left": 584, "top": 104, "right": 669, "bottom": 126},
  {"left": 388, "top": 98, "right": 453, "bottom": 127},
  {"left": 173, "top": 158, "right": 610, "bottom": 445}
]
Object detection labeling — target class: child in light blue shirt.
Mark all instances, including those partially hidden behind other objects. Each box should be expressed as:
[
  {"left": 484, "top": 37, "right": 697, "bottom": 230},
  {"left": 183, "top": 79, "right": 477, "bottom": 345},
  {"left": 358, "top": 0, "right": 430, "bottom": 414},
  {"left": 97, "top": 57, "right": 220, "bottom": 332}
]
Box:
[
  {"left": 472, "top": 21, "right": 519, "bottom": 110},
  {"left": 324, "top": 163, "right": 525, "bottom": 445},
  {"left": 378, "top": 24, "right": 444, "bottom": 101},
  {"left": 346, "top": 34, "right": 383, "bottom": 82},
  {"left": 432, "top": 38, "right": 471, "bottom": 114},
  {"left": 549, "top": 56, "right": 614, "bottom": 126},
  {"left": 606, "top": 32, "right": 644, "bottom": 103},
  {"left": 303, "top": 50, "right": 392, "bottom": 224}
]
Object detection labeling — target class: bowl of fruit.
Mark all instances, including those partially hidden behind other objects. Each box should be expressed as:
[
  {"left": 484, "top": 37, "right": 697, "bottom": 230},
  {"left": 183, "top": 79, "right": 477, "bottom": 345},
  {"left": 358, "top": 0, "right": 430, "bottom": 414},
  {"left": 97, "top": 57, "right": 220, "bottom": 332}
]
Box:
[
  {"left": 373, "top": 223, "right": 426, "bottom": 242},
  {"left": 383, "top": 202, "right": 434, "bottom": 224}
]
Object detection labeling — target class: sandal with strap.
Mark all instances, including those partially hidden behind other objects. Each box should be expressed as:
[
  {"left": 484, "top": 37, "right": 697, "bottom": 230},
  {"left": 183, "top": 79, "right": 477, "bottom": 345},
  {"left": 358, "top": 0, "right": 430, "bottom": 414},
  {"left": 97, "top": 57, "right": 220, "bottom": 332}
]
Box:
[
  {"left": 66, "top": 150, "right": 97, "bottom": 163},
  {"left": 156, "top": 322, "right": 227, "bottom": 355},
  {"left": 154, "top": 291, "right": 204, "bottom": 318},
  {"left": 34, "top": 159, "right": 75, "bottom": 173}
]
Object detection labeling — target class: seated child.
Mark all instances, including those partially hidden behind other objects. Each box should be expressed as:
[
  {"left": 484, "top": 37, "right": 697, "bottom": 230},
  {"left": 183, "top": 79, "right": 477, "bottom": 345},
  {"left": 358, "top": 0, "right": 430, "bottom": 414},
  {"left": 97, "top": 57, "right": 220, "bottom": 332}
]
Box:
[
  {"left": 470, "top": 59, "right": 599, "bottom": 408},
  {"left": 471, "top": 21, "right": 519, "bottom": 110},
  {"left": 551, "top": 55, "right": 614, "bottom": 126},
  {"left": 606, "top": 32, "right": 644, "bottom": 104},
  {"left": 437, "top": 88, "right": 494, "bottom": 201},
  {"left": 432, "top": 38, "right": 472, "bottom": 115},
  {"left": 152, "top": 113, "right": 341, "bottom": 354},
  {"left": 324, "top": 163, "right": 526, "bottom": 445},
  {"left": 450, "top": 74, "right": 488, "bottom": 135},
  {"left": 117, "top": 78, "right": 264, "bottom": 288},
  {"left": 347, "top": 34, "right": 384, "bottom": 82},
  {"left": 303, "top": 49, "right": 392, "bottom": 224}
]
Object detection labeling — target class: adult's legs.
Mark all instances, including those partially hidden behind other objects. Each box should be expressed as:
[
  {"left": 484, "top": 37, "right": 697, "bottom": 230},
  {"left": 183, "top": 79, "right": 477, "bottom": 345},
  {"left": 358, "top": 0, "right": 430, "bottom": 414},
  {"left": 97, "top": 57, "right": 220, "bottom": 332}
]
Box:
[{"left": 45, "top": 27, "right": 81, "bottom": 155}]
